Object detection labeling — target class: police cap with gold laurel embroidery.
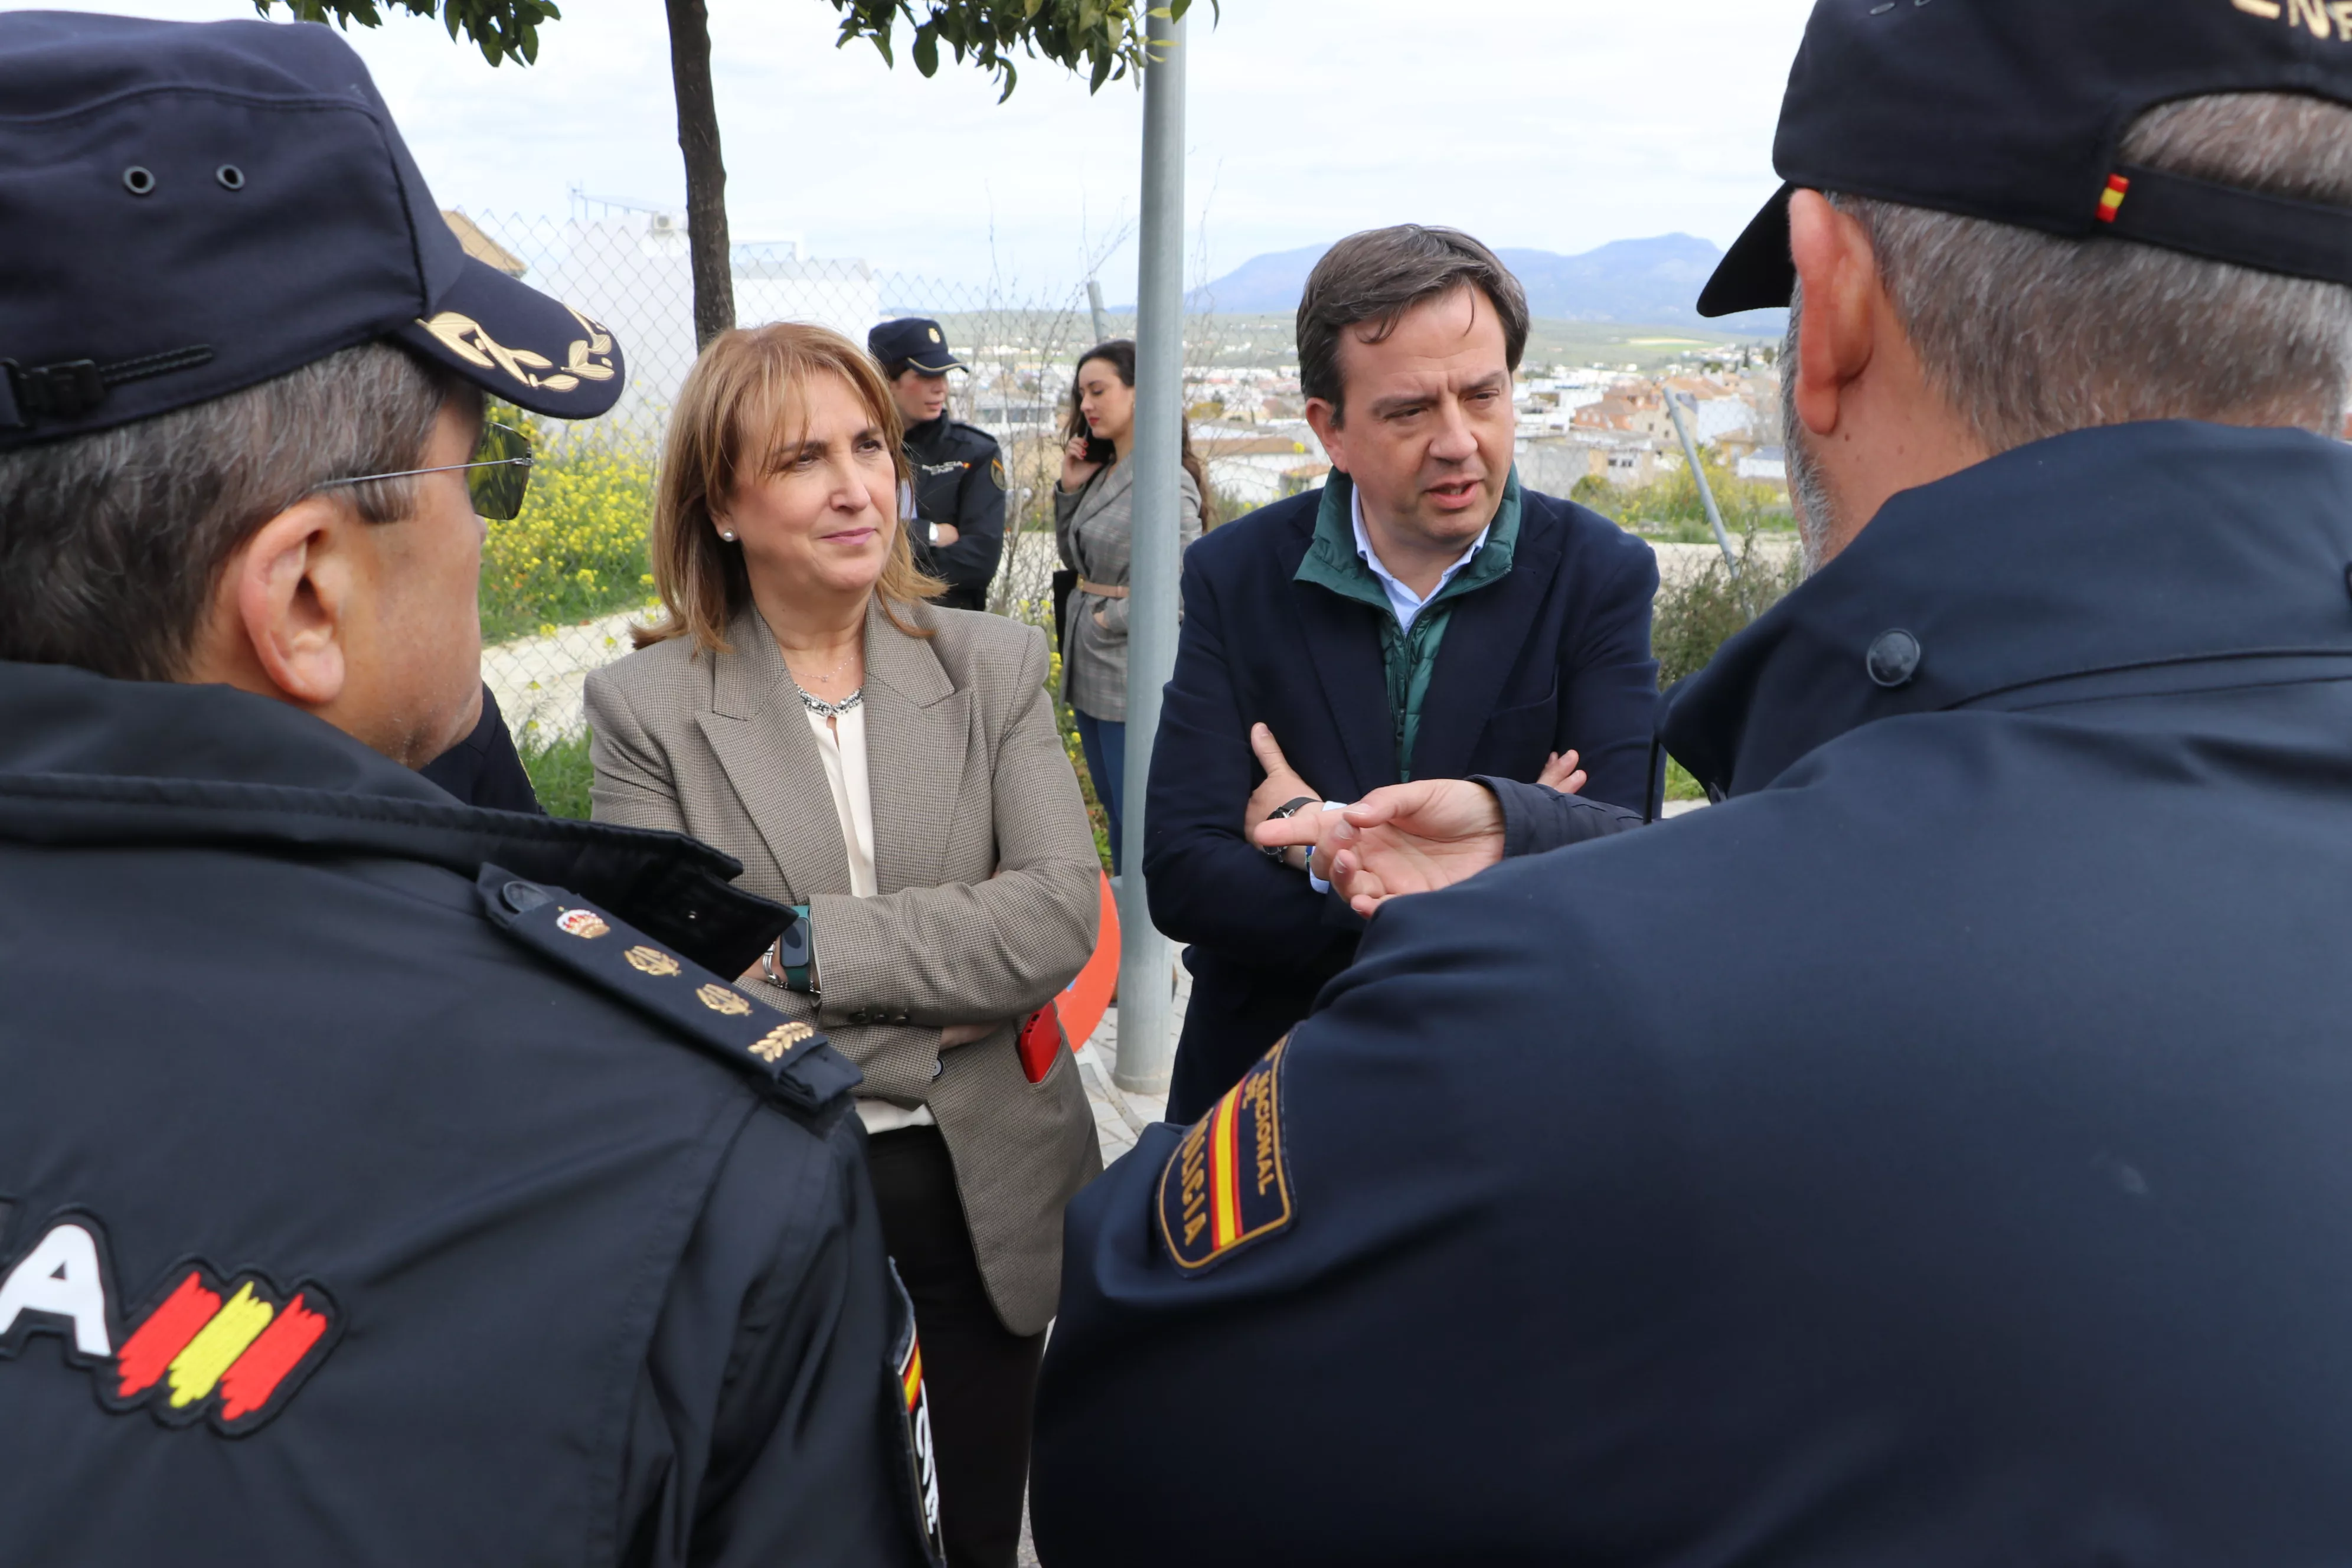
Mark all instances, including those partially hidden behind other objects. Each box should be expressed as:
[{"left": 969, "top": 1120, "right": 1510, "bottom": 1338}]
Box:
[
  {"left": 0, "top": 11, "right": 625, "bottom": 449},
  {"left": 1700, "top": 0, "right": 2352, "bottom": 318}
]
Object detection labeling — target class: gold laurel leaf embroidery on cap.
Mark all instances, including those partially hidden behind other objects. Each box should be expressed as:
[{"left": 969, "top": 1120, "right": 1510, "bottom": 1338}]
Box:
[
  {"left": 417, "top": 312, "right": 553, "bottom": 390},
  {"left": 567, "top": 305, "right": 614, "bottom": 356},
  {"left": 561, "top": 339, "right": 616, "bottom": 381},
  {"left": 698, "top": 984, "right": 754, "bottom": 1018},
  {"left": 541, "top": 375, "right": 581, "bottom": 393},
  {"left": 625, "top": 945, "right": 682, "bottom": 978},
  {"left": 419, "top": 312, "right": 498, "bottom": 370},
  {"left": 751, "top": 1022, "right": 814, "bottom": 1063}
]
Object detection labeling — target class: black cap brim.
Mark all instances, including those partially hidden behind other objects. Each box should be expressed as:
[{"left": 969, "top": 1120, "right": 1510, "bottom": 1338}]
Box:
[
  {"left": 1698, "top": 184, "right": 1798, "bottom": 319},
  {"left": 393, "top": 256, "right": 626, "bottom": 420},
  {"left": 902, "top": 352, "right": 966, "bottom": 374}
]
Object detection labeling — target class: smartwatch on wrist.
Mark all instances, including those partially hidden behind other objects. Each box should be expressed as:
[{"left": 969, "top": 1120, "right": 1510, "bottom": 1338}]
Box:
[
  {"left": 767, "top": 904, "right": 816, "bottom": 993},
  {"left": 1259, "top": 796, "right": 1315, "bottom": 863}
]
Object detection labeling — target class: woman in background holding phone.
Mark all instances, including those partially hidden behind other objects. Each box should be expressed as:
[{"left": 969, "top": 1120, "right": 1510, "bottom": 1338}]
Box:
[{"left": 1053, "top": 339, "right": 1210, "bottom": 875}]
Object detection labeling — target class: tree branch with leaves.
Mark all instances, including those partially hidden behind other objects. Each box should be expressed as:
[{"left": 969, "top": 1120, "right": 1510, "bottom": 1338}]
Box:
[{"left": 256, "top": 0, "right": 1204, "bottom": 348}]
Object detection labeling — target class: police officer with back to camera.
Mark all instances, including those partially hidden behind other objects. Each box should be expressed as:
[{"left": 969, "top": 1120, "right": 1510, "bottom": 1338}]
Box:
[
  {"left": 868, "top": 317, "right": 1007, "bottom": 612},
  {"left": 1034, "top": 2, "right": 2352, "bottom": 1562},
  {"left": 0, "top": 16, "right": 937, "bottom": 1565}
]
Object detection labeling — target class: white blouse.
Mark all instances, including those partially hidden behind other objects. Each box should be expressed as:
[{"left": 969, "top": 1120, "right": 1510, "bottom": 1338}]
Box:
[{"left": 803, "top": 701, "right": 935, "bottom": 1134}]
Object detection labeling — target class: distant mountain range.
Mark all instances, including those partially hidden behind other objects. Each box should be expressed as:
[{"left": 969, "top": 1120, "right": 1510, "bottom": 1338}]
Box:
[{"left": 1161, "top": 234, "right": 1785, "bottom": 332}]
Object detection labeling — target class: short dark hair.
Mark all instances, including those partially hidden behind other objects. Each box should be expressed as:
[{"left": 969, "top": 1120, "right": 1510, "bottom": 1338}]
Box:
[
  {"left": 0, "top": 342, "right": 460, "bottom": 681},
  {"left": 1296, "top": 225, "right": 1530, "bottom": 421}
]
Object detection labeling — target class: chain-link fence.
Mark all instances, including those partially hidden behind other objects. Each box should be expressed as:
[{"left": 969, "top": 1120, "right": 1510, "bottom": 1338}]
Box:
[{"left": 459, "top": 201, "right": 1309, "bottom": 787}]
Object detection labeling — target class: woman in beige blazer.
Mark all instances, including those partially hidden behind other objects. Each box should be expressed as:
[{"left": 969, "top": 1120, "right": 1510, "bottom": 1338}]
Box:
[{"left": 584, "top": 323, "right": 1100, "bottom": 1568}]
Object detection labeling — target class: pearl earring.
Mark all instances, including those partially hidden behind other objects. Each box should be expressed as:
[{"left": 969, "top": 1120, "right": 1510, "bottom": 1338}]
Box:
[{"left": 719, "top": 530, "right": 737, "bottom": 542}]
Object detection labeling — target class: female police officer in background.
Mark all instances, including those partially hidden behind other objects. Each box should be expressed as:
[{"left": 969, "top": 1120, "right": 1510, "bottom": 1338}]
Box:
[
  {"left": 870, "top": 317, "right": 1007, "bottom": 612},
  {"left": 585, "top": 322, "right": 1101, "bottom": 1568}
]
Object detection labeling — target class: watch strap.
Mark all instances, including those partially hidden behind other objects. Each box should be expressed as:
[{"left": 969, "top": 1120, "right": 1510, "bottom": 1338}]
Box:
[
  {"left": 773, "top": 904, "right": 816, "bottom": 993},
  {"left": 1259, "top": 795, "right": 1317, "bottom": 863}
]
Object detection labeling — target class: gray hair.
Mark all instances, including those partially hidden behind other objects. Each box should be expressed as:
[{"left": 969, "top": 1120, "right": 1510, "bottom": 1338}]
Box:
[
  {"left": 1844, "top": 93, "right": 2352, "bottom": 457},
  {"left": 0, "top": 342, "right": 464, "bottom": 682},
  {"left": 1296, "top": 224, "right": 1530, "bottom": 420}
]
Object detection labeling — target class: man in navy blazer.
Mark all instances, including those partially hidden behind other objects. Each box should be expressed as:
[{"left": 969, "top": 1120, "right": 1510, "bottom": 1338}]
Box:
[{"left": 1142, "top": 226, "right": 1660, "bottom": 1122}]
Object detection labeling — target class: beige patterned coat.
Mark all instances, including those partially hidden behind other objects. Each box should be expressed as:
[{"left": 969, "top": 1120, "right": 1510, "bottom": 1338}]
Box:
[{"left": 583, "top": 597, "right": 1103, "bottom": 1334}]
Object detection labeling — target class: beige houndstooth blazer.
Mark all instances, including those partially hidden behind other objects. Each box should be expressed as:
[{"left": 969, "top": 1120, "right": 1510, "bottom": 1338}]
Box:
[{"left": 583, "top": 596, "right": 1103, "bottom": 1335}]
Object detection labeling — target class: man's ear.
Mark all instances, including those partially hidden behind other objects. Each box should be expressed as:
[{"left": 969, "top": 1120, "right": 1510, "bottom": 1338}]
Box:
[
  {"left": 220, "top": 496, "right": 360, "bottom": 708},
  {"left": 1788, "top": 190, "right": 1883, "bottom": 440},
  {"left": 1304, "top": 398, "right": 1347, "bottom": 475}
]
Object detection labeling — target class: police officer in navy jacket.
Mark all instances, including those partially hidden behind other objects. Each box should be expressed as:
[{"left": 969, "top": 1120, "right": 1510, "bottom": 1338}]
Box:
[
  {"left": 1037, "top": 4, "right": 2352, "bottom": 1562},
  {"left": 0, "top": 17, "right": 934, "bottom": 1564},
  {"left": 870, "top": 318, "right": 1007, "bottom": 613},
  {"left": 1144, "top": 226, "right": 1660, "bottom": 1123}
]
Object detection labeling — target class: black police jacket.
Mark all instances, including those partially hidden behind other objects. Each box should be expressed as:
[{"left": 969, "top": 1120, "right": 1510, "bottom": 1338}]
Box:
[
  {"left": 903, "top": 412, "right": 1006, "bottom": 612},
  {"left": 0, "top": 665, "right": 936, "bottom": 1568},
  {"left": 1034, "top": 421, "right": 2352, "bottom": 1564}
]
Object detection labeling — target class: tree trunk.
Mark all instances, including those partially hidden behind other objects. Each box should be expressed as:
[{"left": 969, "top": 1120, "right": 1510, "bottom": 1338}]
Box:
[{"left": 664, "top": 0, "right": 734, "bottom": 348}]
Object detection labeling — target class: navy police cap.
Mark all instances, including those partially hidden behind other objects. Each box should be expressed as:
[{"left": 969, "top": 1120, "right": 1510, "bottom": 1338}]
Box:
[
  {"left": 1701, "top": 0, "right": 2352, "bottom": 316},
  {"left": 868, "top": 318, "right": 965, "bottom": 374},
  {"left": 0, "top": 11, "right": 625, "bottom": 448}
]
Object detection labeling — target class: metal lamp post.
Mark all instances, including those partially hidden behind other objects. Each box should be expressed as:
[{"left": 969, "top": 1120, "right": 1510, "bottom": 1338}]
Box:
[{"left": 1112, "top": 4, "right": 1187, "bottom": 1096}]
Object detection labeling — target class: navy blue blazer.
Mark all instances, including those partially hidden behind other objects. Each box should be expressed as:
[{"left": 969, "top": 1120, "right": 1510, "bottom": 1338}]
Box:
[{"left": 1143, "top": 483, "right": 1660, "bottom": 1120}]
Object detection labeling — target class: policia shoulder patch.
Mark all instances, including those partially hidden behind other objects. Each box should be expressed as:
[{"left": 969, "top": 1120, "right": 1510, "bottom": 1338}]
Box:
[
  {"left": 475, "top": 865, "right": 861, "bottom": 1115},
  {"left": 1157, "top": 1038, "right": 1294, "bottom": 1272}
]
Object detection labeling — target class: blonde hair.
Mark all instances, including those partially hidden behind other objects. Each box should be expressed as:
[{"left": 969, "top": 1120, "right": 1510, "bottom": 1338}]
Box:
[{"left": 634, "top": 321, "right": 946, "bottom": 653}]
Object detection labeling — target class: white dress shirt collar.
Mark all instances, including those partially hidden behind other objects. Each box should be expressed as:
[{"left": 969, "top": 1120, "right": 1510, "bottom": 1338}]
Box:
[{"left": 1349, "top": 485, "right": 1490, "bottom": 633}]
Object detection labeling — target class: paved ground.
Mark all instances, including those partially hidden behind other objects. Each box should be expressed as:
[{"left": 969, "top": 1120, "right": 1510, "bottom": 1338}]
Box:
[
  {"left": 1072, "top": 967, "right": 1184, "bottom": 1164},
  {"left": 1015, "top": 974, "right": 1182, "bottom": 1567}
]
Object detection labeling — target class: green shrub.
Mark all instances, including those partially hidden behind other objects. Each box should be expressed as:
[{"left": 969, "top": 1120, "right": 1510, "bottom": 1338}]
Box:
[
  {"left": 1579, "top": 453, "right": 1794, "bottom": 546},
  {"left": 520, "top": 730, "right": 595, "bottom": 822},
  {"left": 479, "top": 424, "right": 658, "bottom": 645},
  {"left": 1651, "top": 527, "right": 1805, "bottom": 690}
]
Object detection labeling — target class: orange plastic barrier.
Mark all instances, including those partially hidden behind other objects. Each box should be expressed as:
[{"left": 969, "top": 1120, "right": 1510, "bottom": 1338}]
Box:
[{"left": 1053, "top": 871, "right": 1121, "bottom": 1051}]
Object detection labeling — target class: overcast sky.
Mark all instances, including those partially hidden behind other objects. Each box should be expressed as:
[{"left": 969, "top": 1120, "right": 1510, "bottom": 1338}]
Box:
[{"left": 28, "top": 0, "right": 1818, "bottom": 291}]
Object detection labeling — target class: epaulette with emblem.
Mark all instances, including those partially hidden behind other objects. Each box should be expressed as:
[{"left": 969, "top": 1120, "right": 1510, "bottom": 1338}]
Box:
[
  {"left": 1158, "top": 1038, "right": 1295, "bottom": 1273},
  {"left": 476, "top": 864, "right": 861, "bottom": 1114}
]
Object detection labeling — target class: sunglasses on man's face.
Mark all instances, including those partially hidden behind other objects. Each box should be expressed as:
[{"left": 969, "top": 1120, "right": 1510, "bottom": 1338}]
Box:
[{"left": 317, "top": 420, "right": 535, "bottom": 521}]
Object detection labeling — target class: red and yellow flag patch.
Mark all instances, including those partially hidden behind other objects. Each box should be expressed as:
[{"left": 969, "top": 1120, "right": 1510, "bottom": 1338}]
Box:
[
  {"left": 106, "top": 1265, "right": 338, "bottom": 1432},
  {"left": 0, "top": 1209, "right": 340, "bottom": 1436},
  {"left": 1158, "top": 1039, "right": 1295, "bottom": 1272},
  {"left": 2097, "top": 173, "right": 2132, "bottom": 224}
]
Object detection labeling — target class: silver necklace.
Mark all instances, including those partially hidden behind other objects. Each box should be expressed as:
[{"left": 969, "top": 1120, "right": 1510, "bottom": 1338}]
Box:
[{"left": 792, "top": 678, "right": 864, "bottom": 720}]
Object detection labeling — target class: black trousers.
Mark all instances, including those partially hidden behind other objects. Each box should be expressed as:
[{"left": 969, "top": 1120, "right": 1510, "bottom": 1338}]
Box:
[{"left": 867, "top": 1126, "right": 1046, "bottom": 1568}]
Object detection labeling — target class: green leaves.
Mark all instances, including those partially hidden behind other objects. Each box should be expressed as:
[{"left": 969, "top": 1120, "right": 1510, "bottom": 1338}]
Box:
[
  {"left": 825, "top": 0, "right": 1204, "bottom": 102},
  {"left": 254, "top": 0, "right": 561, "bottom": 67}
]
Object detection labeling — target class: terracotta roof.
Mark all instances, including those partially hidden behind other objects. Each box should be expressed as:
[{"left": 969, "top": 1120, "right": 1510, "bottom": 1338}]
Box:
[{"left": 440, "top": 211, "right": 527, "bottom": 277}]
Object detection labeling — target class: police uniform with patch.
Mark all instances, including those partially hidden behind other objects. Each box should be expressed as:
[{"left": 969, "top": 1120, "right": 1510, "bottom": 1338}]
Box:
[
  {"left": 868, "top": 318, "right": 1007, "bottom": 613},
  {"left": 1033, "top": 4, "right": 2352, "bottom": 1564},
  {"left": 0, "top": 16, "right": 936, "bottom": 1566}
]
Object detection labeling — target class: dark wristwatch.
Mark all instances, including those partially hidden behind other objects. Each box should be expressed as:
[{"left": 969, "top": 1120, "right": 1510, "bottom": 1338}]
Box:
[
  {"left": 764, "top": 904, "right": 816, "bottom": 993},
  {"left": 1259, "top": 796, "right": 1315, "bottom": 862}
]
